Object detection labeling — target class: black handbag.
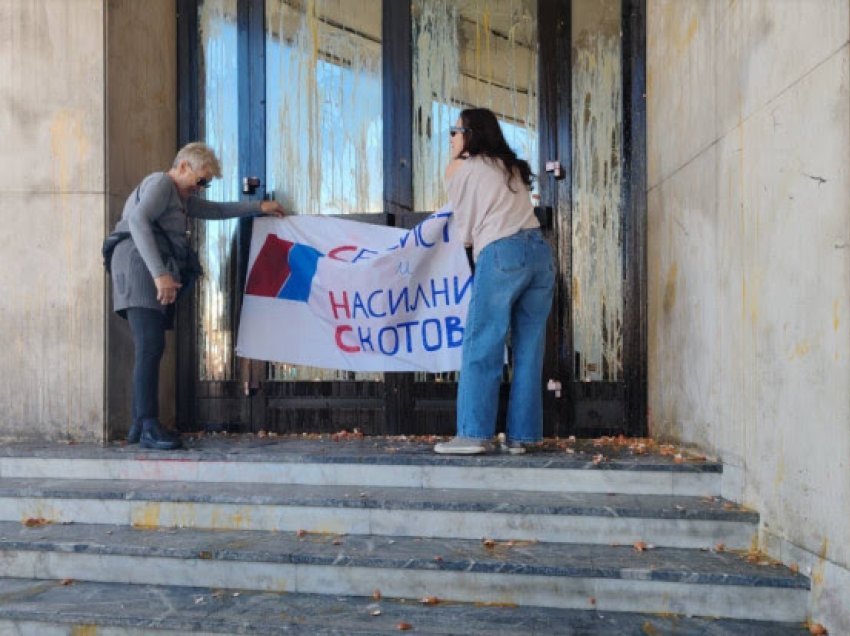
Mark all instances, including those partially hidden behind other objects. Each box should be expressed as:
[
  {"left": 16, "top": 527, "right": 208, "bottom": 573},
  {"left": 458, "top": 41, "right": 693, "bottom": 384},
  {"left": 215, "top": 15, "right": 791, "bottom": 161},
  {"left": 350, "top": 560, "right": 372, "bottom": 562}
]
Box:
[
  {"left": 101, "top": 222, "right": 203, "bottom": 287},
  {"left": 101, "top": 231, "right": 130, "bottom": 273}
]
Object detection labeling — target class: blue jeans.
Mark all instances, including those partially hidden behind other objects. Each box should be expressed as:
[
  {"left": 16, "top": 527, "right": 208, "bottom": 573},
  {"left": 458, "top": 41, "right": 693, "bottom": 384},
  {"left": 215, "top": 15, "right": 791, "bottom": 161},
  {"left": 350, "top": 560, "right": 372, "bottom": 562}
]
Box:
[
  {"left": 457, "top": 228, "right": 555, "bottom": 442},
  {"left": 126, "top": 307, "right": 167, "bottom": 424}
]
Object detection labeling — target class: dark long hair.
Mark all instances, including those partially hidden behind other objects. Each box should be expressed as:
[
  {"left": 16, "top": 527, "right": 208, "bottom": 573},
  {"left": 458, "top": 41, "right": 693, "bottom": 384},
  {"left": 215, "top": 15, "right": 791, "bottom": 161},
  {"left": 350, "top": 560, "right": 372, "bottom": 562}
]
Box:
[{"left": 458, "top": 108, "right": 534, "bottom": 192}]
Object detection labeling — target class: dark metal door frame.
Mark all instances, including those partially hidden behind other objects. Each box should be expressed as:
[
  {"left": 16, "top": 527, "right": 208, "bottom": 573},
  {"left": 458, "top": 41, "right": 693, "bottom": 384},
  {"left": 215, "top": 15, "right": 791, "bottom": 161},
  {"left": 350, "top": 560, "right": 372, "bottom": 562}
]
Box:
[
  {"left": 536, "top": 0, "right": 647, "bottom": 438},
  {"left": 176, "top": 0, "right": 647, "bottom": 437}
]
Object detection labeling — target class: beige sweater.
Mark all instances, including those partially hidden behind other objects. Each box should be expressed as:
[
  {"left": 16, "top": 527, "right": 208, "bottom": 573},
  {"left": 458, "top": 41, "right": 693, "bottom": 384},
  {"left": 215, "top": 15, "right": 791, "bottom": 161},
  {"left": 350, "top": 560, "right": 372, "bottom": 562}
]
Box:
[{"left": 445, "top": 156, "right": 539, "bottom": 261}]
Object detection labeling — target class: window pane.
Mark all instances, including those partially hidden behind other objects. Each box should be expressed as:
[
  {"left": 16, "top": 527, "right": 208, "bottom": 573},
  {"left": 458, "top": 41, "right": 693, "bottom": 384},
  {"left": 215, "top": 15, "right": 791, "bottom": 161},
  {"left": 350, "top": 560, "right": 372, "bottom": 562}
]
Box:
[
  {"left": 198, "top": 0, "right": 240, "bottom": 381},
  {"left": 265, "top": 0, "right": 383, "bottom": 216},
  {"left": 571, "top": 0, "right": 624, "bottom": 381},
  {"left": 412, "top": 0, "right": 538, "bottom": 212}
]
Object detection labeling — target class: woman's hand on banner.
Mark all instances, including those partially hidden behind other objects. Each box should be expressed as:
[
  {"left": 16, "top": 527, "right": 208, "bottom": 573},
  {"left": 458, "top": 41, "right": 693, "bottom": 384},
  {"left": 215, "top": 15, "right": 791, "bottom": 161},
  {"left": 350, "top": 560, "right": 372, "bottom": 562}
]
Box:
[{"left": 260, "top": 200, "right": 287, "bottom": 217}]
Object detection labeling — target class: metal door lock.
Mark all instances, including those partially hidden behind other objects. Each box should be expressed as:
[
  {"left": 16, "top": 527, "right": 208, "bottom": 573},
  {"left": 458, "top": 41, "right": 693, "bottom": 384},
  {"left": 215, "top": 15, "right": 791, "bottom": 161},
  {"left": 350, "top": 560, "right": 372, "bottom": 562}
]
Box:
[
  {"left": 546, "top": 378, "right": 562, "bottom": 398},
  {"left": 242, "top": 176, "right": 262, "bottom": 195},
  {"left": 545, "top": 161, "right": 565, "bottom": 180}
]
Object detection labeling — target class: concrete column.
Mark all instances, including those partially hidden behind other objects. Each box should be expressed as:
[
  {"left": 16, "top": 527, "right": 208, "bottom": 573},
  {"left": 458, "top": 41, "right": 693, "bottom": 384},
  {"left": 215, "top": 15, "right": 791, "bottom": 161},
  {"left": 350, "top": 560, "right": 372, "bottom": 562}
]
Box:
[{"left": 0, "top": 0, "right": 107, "bottom": 442}]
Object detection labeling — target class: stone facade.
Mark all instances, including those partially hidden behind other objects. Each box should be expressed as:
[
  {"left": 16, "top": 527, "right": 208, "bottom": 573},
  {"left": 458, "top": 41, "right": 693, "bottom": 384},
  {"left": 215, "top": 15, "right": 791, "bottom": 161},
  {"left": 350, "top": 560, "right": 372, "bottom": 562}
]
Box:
[{"left": 647, "top": 1, "right": 850, "bottom": 631}]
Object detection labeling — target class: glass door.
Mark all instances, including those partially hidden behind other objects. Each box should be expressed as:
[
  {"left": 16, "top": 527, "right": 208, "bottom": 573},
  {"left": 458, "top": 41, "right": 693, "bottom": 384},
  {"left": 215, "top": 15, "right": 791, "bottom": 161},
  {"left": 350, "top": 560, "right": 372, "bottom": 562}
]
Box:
[{"left": 178, "top": 0, "right": 646, "bottom": 437}]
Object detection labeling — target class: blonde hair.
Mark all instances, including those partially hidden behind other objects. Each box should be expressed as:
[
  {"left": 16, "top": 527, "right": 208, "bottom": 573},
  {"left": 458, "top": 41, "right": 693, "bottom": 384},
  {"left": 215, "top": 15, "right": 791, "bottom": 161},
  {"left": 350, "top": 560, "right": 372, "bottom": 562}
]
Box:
[{"left": 172, "top": 142, "right": 222, "bottom": 178}]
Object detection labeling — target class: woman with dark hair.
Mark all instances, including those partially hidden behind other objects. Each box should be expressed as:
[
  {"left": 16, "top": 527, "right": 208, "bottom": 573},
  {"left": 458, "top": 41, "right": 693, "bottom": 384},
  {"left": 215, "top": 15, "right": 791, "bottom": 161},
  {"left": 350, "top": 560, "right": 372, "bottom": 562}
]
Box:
[{"left": 434, "top": 108, "right": 554, "bottom": 455}]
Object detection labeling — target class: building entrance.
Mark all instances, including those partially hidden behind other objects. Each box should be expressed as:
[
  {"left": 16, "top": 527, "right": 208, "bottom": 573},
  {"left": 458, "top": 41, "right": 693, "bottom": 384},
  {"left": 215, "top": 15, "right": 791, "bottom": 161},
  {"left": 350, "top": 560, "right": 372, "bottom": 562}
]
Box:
[{"left": 176, "top": 0, "right": 647, "bottom": 437}]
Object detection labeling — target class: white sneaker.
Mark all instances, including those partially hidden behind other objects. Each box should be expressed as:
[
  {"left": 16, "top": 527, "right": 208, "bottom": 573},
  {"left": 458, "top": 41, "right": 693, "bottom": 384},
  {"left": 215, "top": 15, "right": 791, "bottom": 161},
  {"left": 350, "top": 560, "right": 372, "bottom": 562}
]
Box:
[
  {"left": 433, "top": 437, "right": 490, "bottom": 455},
  {"left": 499, "top": 440, "right": 527, "bottom": 455}
]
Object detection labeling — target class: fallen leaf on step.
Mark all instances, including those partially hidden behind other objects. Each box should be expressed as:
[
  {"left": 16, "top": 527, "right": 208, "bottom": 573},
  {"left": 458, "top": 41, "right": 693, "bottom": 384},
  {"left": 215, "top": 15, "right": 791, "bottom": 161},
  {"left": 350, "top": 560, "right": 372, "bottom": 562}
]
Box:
[
  {"left": 396, "top": 622, "right": 413, "bottom": 631},
  {"left": 60, "top": 579, "right": 74, "bottom": 586},
  {"left": 808, "top": 623, "right": 828, "bottom": 635},
  {"left": 23, "top": 518, "right": 51, "bottom": 527},
  {"left": 642, "top": 621, "right": 659, "bottom": 635},
  {"left": 420, "top": 596, "right": 440, "bottom": 605}
]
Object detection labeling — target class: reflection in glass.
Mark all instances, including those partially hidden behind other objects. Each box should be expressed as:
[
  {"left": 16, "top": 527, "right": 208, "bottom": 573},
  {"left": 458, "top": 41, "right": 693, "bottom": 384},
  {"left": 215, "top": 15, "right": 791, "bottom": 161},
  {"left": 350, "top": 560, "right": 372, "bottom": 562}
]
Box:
[
  {"left": 198, "top": 0, "right": 240, "bottom": 381},
  {"left": 265, "top": 0, "right": 383, "bottom": 381},
  {"left": 265, "top": 0, "right": 383, "bottom": 216},
  {"left": 571, "top": 0, "right": 624, "bottom": 381},
  {"left": 412, "top": 0, "right": 538, "bottom": 212}
]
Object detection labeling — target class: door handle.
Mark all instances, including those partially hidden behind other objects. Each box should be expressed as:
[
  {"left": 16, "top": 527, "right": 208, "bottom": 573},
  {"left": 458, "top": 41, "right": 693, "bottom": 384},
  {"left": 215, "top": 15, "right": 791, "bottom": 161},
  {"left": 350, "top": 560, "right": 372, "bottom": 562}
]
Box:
[{"left": 242, "top": 176, "right": 261, "bottom": 195}]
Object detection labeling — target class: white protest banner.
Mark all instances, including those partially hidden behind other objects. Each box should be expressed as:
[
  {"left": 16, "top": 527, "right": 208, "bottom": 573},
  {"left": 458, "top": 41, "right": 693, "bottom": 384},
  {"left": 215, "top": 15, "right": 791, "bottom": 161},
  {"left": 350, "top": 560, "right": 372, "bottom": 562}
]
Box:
[{"left": 235, "top": 211, "right": 472, "bottom": 372}]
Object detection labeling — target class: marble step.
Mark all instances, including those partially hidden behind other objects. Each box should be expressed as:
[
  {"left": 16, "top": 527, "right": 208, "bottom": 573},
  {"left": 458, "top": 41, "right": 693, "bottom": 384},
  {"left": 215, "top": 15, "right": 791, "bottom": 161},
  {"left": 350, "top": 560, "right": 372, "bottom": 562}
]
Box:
[
  {"left": 0, "top": 478, "right": 757, "bottom": 549},
  {"left": 0, "top": 439, "right": 722, "bottom": 496},
  {"left": 0, "top": 578, "right": 812, "bottom": 636},
  {"left": 0, "top": 522, "right": 809, "bottom": 622}
]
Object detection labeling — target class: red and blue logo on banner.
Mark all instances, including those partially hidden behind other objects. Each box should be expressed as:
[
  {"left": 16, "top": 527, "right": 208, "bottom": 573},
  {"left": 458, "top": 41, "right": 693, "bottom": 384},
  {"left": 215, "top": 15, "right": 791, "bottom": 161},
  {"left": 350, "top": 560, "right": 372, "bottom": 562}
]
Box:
[{"left": 245, "top": 234, "right": 323, "bottom": 303}]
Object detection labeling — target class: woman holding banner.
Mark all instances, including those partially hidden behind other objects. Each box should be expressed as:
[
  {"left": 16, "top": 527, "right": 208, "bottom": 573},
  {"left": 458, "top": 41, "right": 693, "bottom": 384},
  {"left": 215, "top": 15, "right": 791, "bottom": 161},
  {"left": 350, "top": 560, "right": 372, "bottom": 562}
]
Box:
[
  {"left": 106, "top": 142, "right": 285, "bottom": 450},
  {"left": 434, "top": 108, "right": 555, "bottom": 455}
]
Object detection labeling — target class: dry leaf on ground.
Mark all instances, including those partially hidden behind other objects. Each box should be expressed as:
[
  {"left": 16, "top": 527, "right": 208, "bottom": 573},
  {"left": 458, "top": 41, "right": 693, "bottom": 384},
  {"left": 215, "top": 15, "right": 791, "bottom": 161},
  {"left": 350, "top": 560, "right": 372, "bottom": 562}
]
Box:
[{"left": 23, "top": 517, "right": 51, "bottom": 527}]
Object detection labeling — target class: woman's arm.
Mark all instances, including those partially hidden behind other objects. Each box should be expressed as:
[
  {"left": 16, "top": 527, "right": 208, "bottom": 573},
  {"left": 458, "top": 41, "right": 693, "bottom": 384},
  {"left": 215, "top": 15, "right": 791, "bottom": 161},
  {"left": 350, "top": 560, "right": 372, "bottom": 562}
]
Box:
[
  {"left": 127, "top": 176, "right": 173, "bottom": 279},
  {"left": 445, "top": 160, "right": 475, "bottom": 248},
  {"left": 186, "top": 197, "right": 287, "bottom": 220}
]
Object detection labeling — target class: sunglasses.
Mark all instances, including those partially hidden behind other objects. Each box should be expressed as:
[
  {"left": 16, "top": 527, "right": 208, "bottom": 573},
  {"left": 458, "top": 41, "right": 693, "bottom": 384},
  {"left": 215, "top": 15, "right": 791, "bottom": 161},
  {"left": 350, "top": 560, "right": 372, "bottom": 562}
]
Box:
[
  {"left": 449, "top": 126, "right": 470, "bottom": 137},
  {"left": 195, "top": 177, "right": 213, "bottom": 188}
]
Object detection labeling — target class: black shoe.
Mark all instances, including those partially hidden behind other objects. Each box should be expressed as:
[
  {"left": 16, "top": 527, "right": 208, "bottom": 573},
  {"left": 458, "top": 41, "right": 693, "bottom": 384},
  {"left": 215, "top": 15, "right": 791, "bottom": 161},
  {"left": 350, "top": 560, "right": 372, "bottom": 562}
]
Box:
[
  {"left": 127, "top": 420, "right": 142, "bottom": 444},
  {"left": 140, "top": 420, "right": 183, "bottom": 450}
]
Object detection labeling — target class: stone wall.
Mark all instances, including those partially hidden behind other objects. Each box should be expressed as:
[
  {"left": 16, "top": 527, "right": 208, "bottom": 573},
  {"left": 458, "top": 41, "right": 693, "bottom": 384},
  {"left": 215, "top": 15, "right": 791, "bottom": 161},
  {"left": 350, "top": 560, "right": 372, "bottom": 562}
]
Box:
[
  {"left": 646, "top": 0, "right": 850, "bottom": 630},
  {"left": 0, "top": 0, "right": 107, "bottom": 442},
  {"left": 106, "top": 0, "right": 177, "bottom": 438},
  {"left": 0, "top": 0, "right": 176, "bottom": 443}
]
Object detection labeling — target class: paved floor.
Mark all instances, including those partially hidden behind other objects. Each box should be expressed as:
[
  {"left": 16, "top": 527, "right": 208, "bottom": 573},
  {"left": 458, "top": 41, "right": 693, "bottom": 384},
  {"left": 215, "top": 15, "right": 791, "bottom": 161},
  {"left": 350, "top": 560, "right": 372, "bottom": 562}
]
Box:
[{"left": 0, "top": 434, "right": 721, "bottom": 472}]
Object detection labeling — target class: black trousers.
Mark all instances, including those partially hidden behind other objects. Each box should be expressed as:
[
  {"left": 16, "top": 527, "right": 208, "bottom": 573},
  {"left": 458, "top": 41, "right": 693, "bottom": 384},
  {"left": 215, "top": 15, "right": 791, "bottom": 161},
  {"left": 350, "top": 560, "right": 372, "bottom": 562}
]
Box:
[{"left": 126, "top": 307, "right": 167, "bottom": 425}]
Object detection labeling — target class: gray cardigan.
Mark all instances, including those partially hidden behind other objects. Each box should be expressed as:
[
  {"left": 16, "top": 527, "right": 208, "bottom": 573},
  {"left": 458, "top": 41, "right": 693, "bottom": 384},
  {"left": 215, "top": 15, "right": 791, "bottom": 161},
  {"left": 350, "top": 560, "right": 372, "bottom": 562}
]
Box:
[{"left": 110, "top": 172, "right": 261, "bottom": 317}]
